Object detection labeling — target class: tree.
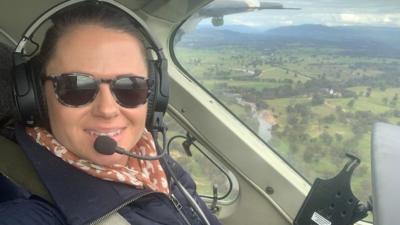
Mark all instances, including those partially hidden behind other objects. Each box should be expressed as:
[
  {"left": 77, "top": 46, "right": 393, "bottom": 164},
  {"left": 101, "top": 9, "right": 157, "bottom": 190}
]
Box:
[
  {"left": 382, "top": 97, "right": 388, "bottom": 105},
  {"left": 365, "top": 87, "right": 372, "bottom": 97},
  {"left": 287, "top": 114, "right": 299, "bottom": 125},
  {"left": 254, "top": 68, "right": 262, "bottom": 77},
  {"left": 347, "top": 99, "right": 355, "bottom": 108},
  {"left": 286, "top": 105, "right": 294, "bottom": 113},
  {"left": 393, "top": 93, "right": 399, "bottom": 102},
  {"left": 335, "top": 133, "right": 343, "bottom": 142},
  {"left": 320, "top": 132, "right": 333, "bottom": 145},
  {"left": 323, "top": 114, "right": 336, "bottom": 123},
  {"left": 336, "top": 105, "right": 343, "bottom": 113},
  {"left": 311, "top": 93, "right": 325, "bottom": 106}
]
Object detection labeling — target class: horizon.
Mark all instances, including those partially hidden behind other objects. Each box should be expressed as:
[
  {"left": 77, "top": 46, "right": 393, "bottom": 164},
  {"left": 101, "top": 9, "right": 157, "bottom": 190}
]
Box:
[
  {"left": 198, "top": 0, "right": 400, "bottom": 32},
  {"left": 197, "top": 23, "right": 400, "bottom": 34}
]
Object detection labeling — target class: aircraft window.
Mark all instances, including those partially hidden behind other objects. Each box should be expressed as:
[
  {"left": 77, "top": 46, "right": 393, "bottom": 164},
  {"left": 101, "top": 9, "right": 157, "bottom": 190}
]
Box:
[
  {"left": 173, "top": 0, "right": 400, "bottom": 221},
  {"left": 0, "top": 28, "right": 16, "bottom": 47},
  {"left": 0, "top": 38, "right": 11, "bottom": 48},
  {"left": 164, "top": 113, "right": 236, "bottom": 200}
]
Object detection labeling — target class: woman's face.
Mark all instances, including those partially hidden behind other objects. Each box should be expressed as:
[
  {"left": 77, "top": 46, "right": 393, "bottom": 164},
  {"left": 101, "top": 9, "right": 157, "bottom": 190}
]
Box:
[{"left": 45, "top": 24, "right": 148, "bottom": 166}]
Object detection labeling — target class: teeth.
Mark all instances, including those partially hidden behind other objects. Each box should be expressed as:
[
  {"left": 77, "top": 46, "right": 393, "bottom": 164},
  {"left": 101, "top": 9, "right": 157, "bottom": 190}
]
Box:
[{"left": 88, "top": 129, "right": 122, "bottom": 137}]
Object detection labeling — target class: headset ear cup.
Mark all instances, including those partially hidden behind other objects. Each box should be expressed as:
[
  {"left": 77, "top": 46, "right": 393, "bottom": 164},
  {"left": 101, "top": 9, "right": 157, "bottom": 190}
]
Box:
[
  {"left": 146, "top": 56, "right": 169, "bottom": 132},
  {"left": 12, "top": 54, "right": 46, "bottom": 126},
  {"left": 146, "top": 61, "right": 157, "bottom": 130},
  {"left": 30, "top": 58, "right": 48, "bottom": 127}
]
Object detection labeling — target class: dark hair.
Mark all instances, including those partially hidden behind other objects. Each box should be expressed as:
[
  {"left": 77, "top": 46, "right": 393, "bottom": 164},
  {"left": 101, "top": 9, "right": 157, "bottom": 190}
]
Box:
[
  {"left": 0, "top": 43, "right": 15, "bottom": 130},
  {"left": 37, "top": 2, "right": 148, "bottom": 74}
]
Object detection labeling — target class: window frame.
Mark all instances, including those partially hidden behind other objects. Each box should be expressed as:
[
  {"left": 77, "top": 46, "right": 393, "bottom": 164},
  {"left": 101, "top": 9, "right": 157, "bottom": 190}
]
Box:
[{"left": 167, "top": 3, "right": 377, "bottom": 224}]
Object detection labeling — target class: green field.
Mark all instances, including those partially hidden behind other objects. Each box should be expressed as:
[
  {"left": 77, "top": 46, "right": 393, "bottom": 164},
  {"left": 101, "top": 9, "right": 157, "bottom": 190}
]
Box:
[{"left": 174, "top": 44, "right": 400, "bottom": 203}]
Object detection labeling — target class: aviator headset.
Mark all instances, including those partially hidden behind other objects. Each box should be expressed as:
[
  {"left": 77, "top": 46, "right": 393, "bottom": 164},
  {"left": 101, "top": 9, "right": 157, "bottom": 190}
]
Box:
[{"left": 12, "top": 0, "right": 169, "bottom": 132}]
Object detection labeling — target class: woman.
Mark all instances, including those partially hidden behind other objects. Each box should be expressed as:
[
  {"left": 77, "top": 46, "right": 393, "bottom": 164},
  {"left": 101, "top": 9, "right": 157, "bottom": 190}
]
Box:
[{"left": 0, "top": 2, "right": 221, "bottom": 225}]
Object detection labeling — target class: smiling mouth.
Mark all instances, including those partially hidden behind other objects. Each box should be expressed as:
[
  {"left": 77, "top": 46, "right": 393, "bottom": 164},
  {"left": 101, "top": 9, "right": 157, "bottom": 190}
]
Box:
[{"left": 85, "top": 129, "right": 123, "bottom": 137}]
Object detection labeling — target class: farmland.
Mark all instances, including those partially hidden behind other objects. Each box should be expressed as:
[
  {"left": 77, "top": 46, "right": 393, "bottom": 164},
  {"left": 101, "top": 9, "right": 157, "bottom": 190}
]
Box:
[{"left": 173, "top": 24, "right": 400, "bottom": 202}]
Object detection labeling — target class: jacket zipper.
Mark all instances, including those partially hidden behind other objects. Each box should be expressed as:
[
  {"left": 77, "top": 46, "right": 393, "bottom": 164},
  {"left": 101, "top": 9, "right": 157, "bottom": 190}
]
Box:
[
  {"left": 88, "top": 191, "right": 194, "bottom": 225},
  {"left": 162, "top": 158, "right": 196, "bottom": 225},
  {"left": 170, "top": 193, "right": 193, "bottom": 225},
  {"left": 88, "top": 190, "right": 154, "bottom": 225}
]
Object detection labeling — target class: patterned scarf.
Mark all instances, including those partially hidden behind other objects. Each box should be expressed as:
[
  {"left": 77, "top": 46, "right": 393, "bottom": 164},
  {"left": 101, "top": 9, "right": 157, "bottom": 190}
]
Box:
[{"left": 26, "top": 127, "right": 170, "bottom": 194}]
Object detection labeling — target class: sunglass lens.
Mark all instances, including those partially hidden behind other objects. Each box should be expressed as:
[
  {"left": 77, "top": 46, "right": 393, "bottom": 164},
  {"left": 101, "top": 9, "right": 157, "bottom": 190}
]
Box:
[
  {"left": 113, "top": 77, "right": 148, "bottom": 107},
  {"left": 56, "top": 75, "right": 97, "bottom": 106}
]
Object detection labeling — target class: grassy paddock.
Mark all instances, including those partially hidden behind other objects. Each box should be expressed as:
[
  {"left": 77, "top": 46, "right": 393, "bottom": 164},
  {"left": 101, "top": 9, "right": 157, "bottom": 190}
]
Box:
[{"left": 174, "top": 44, "right": 400, "bottom": 205}]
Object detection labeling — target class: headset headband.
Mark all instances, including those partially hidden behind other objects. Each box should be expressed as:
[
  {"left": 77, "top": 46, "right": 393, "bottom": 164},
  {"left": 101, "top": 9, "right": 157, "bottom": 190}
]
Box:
[{"left": 16, "top": 0, "right": 161, "bottom": 53}]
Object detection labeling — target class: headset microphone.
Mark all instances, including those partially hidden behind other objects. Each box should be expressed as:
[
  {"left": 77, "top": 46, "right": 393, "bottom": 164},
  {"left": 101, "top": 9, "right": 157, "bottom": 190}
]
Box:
[{"left": 93, "top": 135, "right": 166, "bottom": 160}]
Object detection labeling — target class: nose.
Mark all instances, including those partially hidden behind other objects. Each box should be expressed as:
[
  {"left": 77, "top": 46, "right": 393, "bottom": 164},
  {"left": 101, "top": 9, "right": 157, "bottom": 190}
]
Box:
[{"left": 91, "top": 84, "right": 119, "bottom": 119}]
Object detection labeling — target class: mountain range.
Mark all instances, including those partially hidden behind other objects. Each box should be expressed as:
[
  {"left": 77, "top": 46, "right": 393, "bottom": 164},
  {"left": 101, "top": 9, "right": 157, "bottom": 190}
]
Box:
[{"left": 177, "top": 24, "right": 400, "bottom": 58}]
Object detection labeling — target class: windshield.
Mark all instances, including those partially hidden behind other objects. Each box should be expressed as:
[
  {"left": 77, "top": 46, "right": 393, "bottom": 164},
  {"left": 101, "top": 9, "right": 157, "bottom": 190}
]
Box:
[{"left": 173, "top": 0, "right": 400, "bottom": 218}]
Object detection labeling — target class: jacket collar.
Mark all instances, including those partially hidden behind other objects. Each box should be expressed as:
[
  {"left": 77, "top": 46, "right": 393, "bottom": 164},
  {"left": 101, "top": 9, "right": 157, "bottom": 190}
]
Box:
[{"left": 15, "top": 123, "right": 151, "bottom": 225}]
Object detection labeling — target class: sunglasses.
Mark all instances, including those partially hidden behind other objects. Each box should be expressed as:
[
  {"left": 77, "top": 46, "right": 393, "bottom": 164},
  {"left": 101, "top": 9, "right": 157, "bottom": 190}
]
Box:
[{"left": 43, "top": 73, "right": 152, "bottom": 108}]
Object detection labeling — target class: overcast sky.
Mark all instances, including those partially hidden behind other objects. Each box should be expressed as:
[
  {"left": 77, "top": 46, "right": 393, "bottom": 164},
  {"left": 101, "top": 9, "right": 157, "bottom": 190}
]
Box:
[{"left": 200, "top": 0, "right": 400, "bottom": 30}]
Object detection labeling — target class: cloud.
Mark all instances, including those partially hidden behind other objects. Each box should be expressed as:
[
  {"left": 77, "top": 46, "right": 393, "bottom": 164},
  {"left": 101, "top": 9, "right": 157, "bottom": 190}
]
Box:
[
  {"left": 340, "top": 14, "right": 363, "bottom": 23},
  {"left": 281, "top": 20, "right": 294, "bottom": 26},
  {"left": 222, "top": 10, "right": 400, "bottom": 29},
  {"left": 206, "top": 0, "right": 400, "bottom": 30},
  {"left": 228, "top": 17, "right": 294, "bottom": 28},
  {"left": 229, "top": 18, "right": 262, "bottom": 27},
  {"left": 339, "top": 13, "right": 400, "bottom": 26}
]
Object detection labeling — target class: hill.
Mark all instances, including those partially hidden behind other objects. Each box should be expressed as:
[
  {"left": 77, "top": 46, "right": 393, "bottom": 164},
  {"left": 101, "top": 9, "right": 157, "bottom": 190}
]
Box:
[{"left": 177, "top": 24, "right": 400, "bottom": 58}]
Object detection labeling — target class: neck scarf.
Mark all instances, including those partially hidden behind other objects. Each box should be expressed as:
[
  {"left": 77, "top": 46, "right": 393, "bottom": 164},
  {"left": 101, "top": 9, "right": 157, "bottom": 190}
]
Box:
[{"left": 26, "top": 127, "right": 169, "bottom": 194}]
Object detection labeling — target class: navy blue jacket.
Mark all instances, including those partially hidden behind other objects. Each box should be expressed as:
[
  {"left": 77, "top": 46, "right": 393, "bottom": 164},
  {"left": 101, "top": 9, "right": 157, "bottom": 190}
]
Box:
[{"left": 0, "top": 124, "right": 221, "bottom": 225}]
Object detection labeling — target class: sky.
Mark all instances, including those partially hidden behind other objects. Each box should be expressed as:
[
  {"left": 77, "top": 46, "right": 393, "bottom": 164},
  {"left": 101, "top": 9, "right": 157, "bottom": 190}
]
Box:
[{"left": 199, "top": 0, "right": 400, "bottom": 30}]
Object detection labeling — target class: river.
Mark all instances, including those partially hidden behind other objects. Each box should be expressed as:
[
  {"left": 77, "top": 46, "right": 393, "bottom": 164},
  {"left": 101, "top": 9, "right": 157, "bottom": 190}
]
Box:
[{"left": 235, "top": 95, "right": 277, "bottom": 142}]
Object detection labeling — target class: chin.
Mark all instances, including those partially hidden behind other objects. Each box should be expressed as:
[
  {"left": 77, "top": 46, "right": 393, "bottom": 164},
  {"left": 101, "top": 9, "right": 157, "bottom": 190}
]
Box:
[{"left": 91, "top": 153, "right": 128, "bottom": 167}]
